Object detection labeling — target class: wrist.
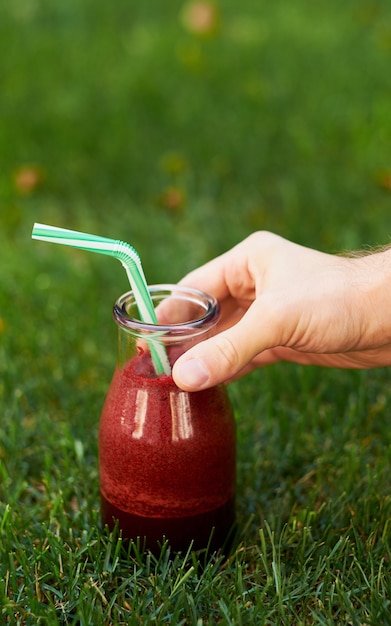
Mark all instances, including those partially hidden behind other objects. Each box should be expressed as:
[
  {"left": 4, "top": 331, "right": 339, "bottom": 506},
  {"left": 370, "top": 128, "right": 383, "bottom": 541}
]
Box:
[{"left": 353, "top": 248, "right": 391, "bottom": 350}]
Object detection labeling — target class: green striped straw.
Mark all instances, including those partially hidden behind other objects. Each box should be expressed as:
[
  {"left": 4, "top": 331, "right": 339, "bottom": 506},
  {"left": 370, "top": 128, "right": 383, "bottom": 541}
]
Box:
[{"left": 31, "top": 222, "right": 171, "bottom": 376}]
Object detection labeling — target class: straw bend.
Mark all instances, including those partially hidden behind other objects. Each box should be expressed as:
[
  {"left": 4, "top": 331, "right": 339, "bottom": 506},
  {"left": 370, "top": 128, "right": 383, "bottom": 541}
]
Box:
[{"left": 113, "top": 240, "right": 141, "bottom": 265}]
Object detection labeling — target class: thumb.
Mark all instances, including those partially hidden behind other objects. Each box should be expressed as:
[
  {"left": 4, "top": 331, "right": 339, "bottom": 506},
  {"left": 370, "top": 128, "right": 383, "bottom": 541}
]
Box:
[{"left": 172, "top": 299, "right": 280, "bottom": 391}]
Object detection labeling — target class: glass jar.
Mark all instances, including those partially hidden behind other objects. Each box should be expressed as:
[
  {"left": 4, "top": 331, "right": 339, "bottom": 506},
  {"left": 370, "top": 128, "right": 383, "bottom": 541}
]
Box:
[{"left": 99, "top": 284, "right": 236, "bottom": 553}]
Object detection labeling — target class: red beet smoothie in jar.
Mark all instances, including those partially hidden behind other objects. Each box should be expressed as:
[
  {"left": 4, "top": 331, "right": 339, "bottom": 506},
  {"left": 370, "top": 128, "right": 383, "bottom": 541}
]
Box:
[{"left": 99, "top": 353, "right": 236, "bottom": 552}]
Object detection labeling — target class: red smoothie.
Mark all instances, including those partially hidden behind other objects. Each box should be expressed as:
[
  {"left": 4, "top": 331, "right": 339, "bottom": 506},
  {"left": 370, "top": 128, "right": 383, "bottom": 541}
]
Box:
[{"left": 99, "top": 353, "right": 236, "bottom": 553}]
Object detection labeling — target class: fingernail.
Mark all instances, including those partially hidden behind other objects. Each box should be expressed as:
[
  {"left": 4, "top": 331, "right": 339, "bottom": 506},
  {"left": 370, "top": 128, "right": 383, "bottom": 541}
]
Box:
[{"left": 175, "top": 359, "right": 210, "bottom": 389}]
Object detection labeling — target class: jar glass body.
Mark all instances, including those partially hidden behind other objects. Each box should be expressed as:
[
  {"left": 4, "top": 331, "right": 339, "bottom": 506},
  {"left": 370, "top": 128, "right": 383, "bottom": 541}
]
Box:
[{"left": 99, "top": 285, "right": 236, "bottom": 553}]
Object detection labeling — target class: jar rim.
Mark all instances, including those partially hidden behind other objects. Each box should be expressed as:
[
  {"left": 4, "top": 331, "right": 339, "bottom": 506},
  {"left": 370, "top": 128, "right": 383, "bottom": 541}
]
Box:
[{"left": 113, "top": 284, "right": 220, "bottom": 336}]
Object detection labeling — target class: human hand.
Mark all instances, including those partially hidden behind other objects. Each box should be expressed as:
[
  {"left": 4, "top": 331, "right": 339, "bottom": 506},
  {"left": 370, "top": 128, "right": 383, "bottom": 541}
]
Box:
[{"left": 172, "top": 231, "right": 391, "bottom": 391}]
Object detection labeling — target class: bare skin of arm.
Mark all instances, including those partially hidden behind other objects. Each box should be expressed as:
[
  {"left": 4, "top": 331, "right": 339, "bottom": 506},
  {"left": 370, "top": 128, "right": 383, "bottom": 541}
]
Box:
[{"left": 170, "top": 231, "right": 391, "bottom": 391}]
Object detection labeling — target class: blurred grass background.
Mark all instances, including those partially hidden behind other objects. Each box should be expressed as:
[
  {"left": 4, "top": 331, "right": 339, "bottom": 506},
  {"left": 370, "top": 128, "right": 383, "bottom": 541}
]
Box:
[{"left": 1, "top": 0, "right": 391, "bottom": 623}]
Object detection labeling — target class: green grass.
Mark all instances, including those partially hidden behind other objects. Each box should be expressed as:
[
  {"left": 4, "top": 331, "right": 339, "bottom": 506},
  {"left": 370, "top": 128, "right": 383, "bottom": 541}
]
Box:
[{"left": 1, "top": 0, "right": 391, "bottom": 623}]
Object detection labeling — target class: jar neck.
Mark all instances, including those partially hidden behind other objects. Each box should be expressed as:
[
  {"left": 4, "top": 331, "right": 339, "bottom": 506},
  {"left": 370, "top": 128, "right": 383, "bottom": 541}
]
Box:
[{"left": 113, "top": 284, "right": 220, "bottom": 371}]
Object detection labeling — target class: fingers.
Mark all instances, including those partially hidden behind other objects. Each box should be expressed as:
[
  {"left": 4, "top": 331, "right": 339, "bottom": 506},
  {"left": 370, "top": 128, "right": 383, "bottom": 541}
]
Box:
[
  {"left": 177, "top": 232, "right": 264, "bottom": 302},
  {"left": 172, "top": 298, "right": 282, "bottom": 390},
  {"left": 178, "top": 252, "right": 231, "bottom": 302}
]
